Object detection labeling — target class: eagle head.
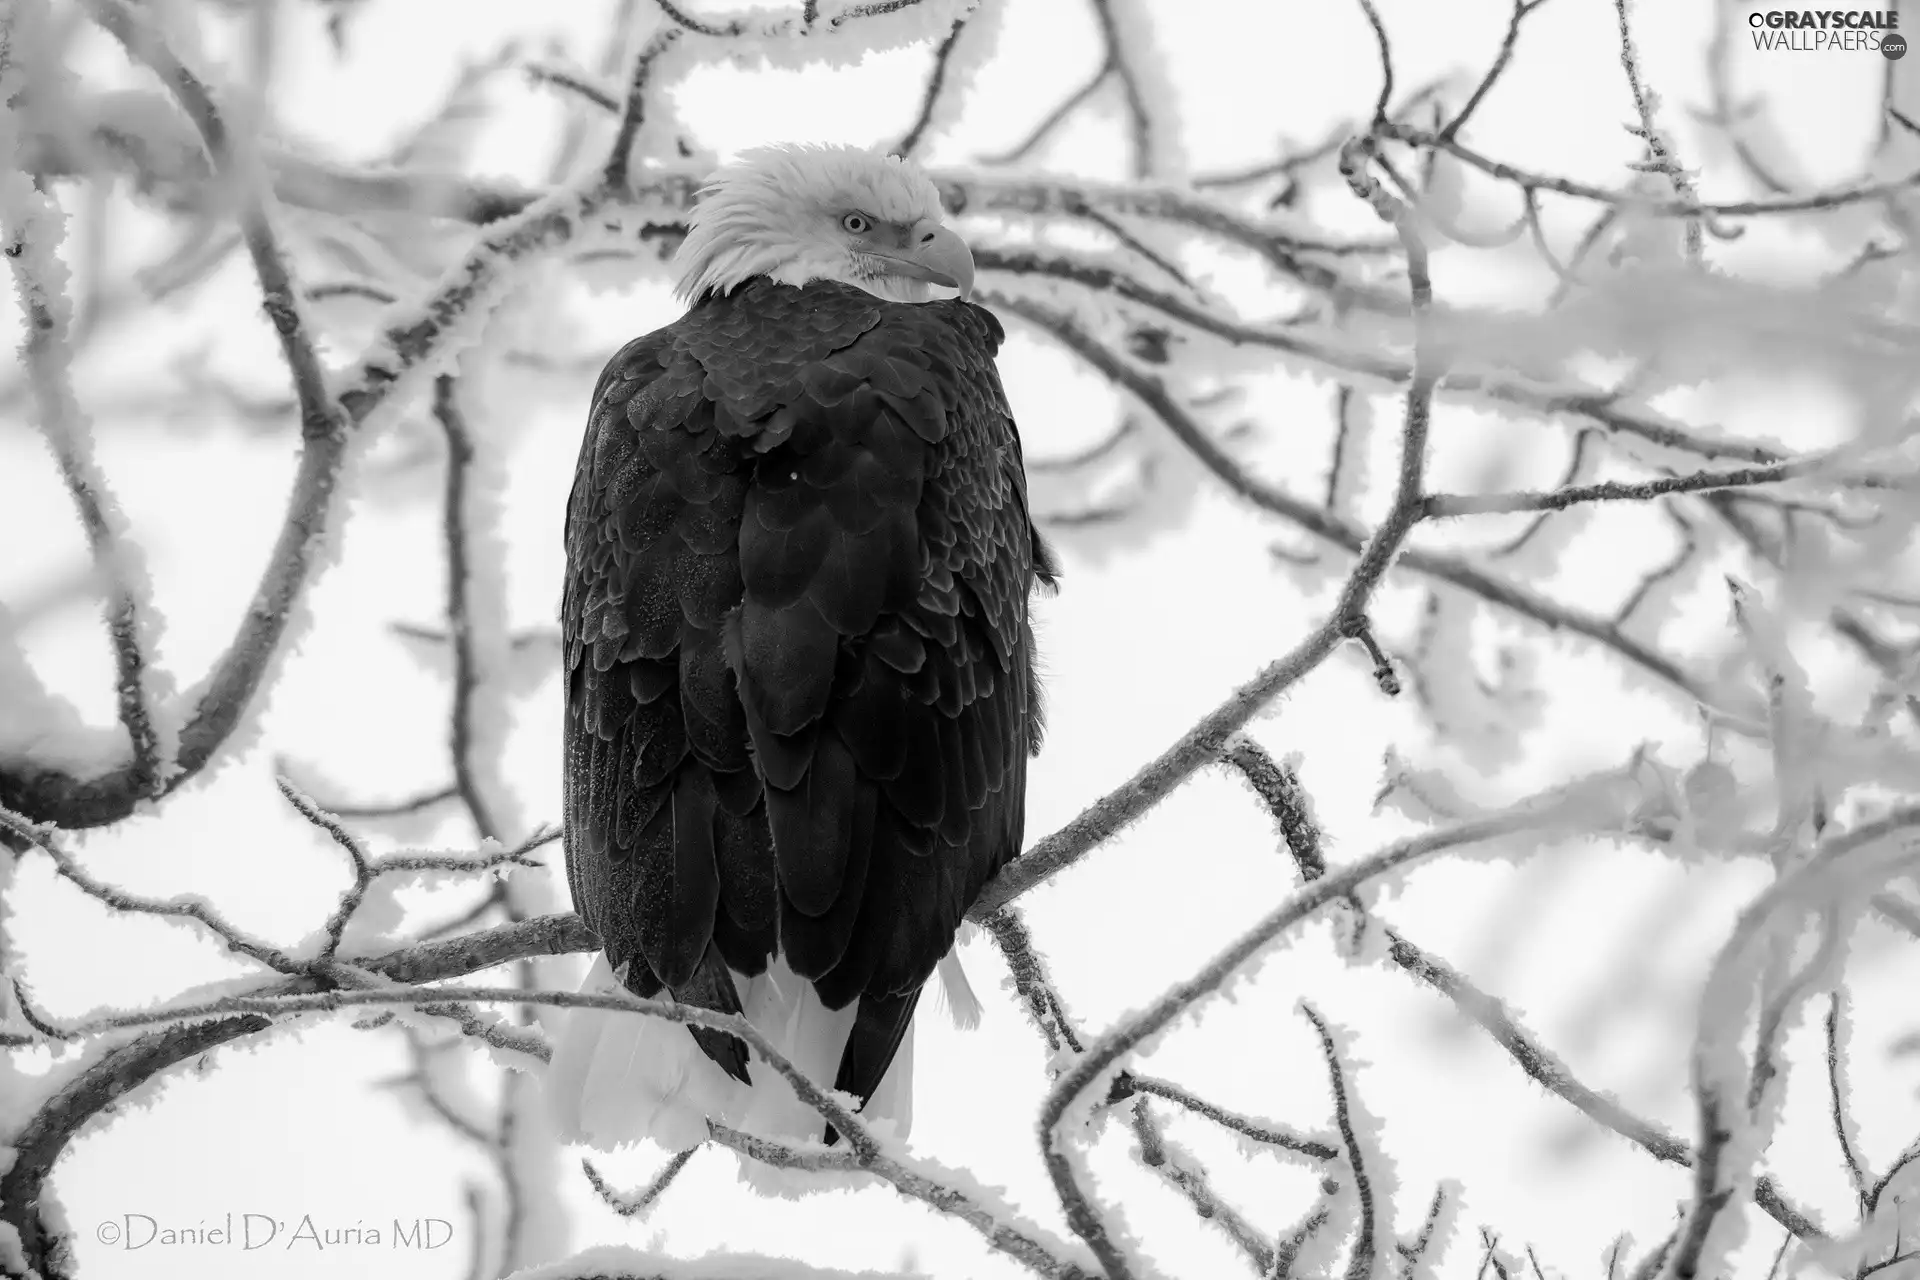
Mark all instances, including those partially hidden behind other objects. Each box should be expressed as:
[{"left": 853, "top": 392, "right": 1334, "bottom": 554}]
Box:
[{"left": 671, "top": 143, "right": 975, "bottom": 306}]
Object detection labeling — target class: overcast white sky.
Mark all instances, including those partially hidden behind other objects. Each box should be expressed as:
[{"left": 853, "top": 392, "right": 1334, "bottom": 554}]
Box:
[{"left": 4, "top": 1, "right": 1918, "bottom": 1277}]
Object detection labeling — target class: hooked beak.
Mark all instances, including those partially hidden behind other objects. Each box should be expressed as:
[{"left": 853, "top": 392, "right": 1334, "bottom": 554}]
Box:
[{"left": 878, "top": 220, "right": 976, "bottom": 300}]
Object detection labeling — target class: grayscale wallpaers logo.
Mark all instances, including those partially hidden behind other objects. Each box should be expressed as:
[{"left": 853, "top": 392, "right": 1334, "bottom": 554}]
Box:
[{"left": 1748, "top": 10, "right": 1903, "bottom": 57}]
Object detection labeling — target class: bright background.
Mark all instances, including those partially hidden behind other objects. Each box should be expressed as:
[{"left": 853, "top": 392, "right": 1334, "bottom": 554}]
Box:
[{"left": 4, "top": 1, "right": 1918, "bottom": 1277}]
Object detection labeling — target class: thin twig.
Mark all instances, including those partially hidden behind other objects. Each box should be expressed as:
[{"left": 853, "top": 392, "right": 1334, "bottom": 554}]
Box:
[
  {"left": 1302, "top": 1002, "right": 1382, "bottom": 1280},
  {"left": 977, "top": 59, "right": 1111, "bottom": 167},
  {"left": 1378, "top": 119, "right": 1920, "bottom": 218},
  {"left": 1439, "top": 0, "right": 1555, "bottom": 142},
  {"left": 984, "top": 908, "right": 1084, "bottom": 1054},
  {"left": 1086, "top": 0, "right": 1156, "bottom": 177},
  {"left": 1825, "top": 992, "right": 1871, "bottom": 1203},
  {"left": 1, "top": 171, "right": 167, "bottom": 797},
  {"left": 582, "top": 1149, "right": 695, "bottom": 1220},
  {"left": 1382, "top": 928, "right": 1823, "bottom": 1241},
  {"left": 894, "top": 11, "right": 967, "bottom": 158},
  {"left": 0, "top": 804, "right": 300, "bottom": 974},
  {"left": 705, "top": 1122, "right": 1092, "bottom": 1280},
  {"left": 1423, "top": 455, "right": 1869, "bottom": 518},
  {"left": 1611, "top": 0, "right": 1706, "bottom": 258},
  {"left": 1353, "top": 0, "right": 1395, "bottom": 126},
  {"left": 1109, "top": 1072, "right": 1339, "bottom": 1162},
  {"left": 1672, "top": 809, "right": 1920, "bottom": 1273},
  {"left": 603, "top": 27, "right": 682, "bottom": 189},
  {"left": 432, "top": 376, "right": 504, "bottom": 844},
  {"left": 1129, "top": 1100, "right": 1276, "bottom": 1273}
]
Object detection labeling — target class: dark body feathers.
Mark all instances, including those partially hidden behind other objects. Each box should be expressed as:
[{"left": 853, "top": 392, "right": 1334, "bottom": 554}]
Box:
[{"left": 562, "top": 278, "right": 1055, "bottom": 1116}]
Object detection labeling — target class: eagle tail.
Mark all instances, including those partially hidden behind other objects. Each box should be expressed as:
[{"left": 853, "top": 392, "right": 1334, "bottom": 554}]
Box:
[
  {"left": 545, "top": 953, "right": 750, "bottom": 1153},
  {"left": 548, "top": 948, "right": 983, "bottom": 1187},
  {"left": 732, "top": 956, "right": 916, "bottom": 1142},
  {"left": 727, "top": 955, "right": 917, "bottom": 1199},
  {"left": 822, "top": 989, "right": 919, "bottom": 1146}
]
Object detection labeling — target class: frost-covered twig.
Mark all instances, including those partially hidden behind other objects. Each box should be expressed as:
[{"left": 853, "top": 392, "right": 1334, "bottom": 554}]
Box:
[
  {"left": 1671, "top": 808, "right": 1920, "bottom": 1276},
  {"left": 313, "top": 784, "right": 461, "bottom": 819},
  {"left": 0, "top": 91, "right": 170, "bottom": 795},
  {"left": 85, "top": 1, "right": 338, "bottom": 439},
  {"left": 1129, "top": 1099, "right": 1277, "bottom": 1273},
  {"left": 982, "top": 287, "right": 1729, "bottom": 724},
  {"left": 0, "top": 803, "right": 300, "bottom": 974},
  {"left": 977, "top": 60, "right": 1113, "bottom": 168},
  {"left": 1400, "top": 1185, "right": 1453, "bottom": 1280},
  {"left": 1610, "top": 0, "right": 1708, "bottom": 258},
  {"left": 0, "top": 907, "right": 578, "bottom": 1272},
  {"left": 277, "top": 776, "right": 375, "bottom": 961},
  {"left": 957, "top": 171, "right": 1400, "bottom": 298},
  {"left": 602, "top": 26, "right": 681, "bottom": 190},
  {"left": 1037, "top": 777, "right": 1625, "bottom": 1280},
  {"left": 706, "top": 1121, "right": 1093, "bottom": 1280},
  {"left": 1222, "top": 739, "right": 1326, "bottom": 881},
  {"left": 1377, "top": 118, "right": 1920, "bottom": 219},
  {"left": 1703, "top": 495, "right": 1916, "bottom": 710},
  {"left": 385, "top": 1030, "right": 497, "bottom": 1147},
  {"left": 1614, "top": 509, "right": 1698, "bottom": 629},
  {"left": 1352, "top": 0, "right": 1396, "bottom": 126},
  {"left": 969, "top": 0, "right": 1162, "bottom": 174},
  {"left": 1439, "top": 0, "right": 1556, "bottom": 143},
  {"left": 1108, "top": 1071, "right": 1338, "bottom": 1163},
  {"left": 526, "top": 62, "right": 622, "bottom": 115},
  {"left": 1744, "top": 910, "right": 1844, "bottom": 1115},
  {"left": 985, "top": 906, "right": 1085, "bottom": 1054},
  {"left": 1223, "top": 736, "right": 1370, "bottom": 940},
  {"left": 1422, "top": 456, "right": 1875, "bottom": 518},
  {"left": 1869, "top": 1136, "right": 1920, "bottom": 1213},
  {"left": 334, "top": 176, "right": 655, "bottom": 427},
  {"left": 893, "top": 10, "right": 968, "bottom": 158},
  {"left": 972, "top": 148, "right": 1437, "bottom": 940},
  {"left": 1380, "top": 928, "right": 1823, "bottom": 1242},
  {"left": 431, "top": 376, "right": 506, "bottom": 845},
  {"left": 1302, "top": 1002, "right": 1383, "bottom": 1280},
  {"left": 9, "top": 978, "right": 75, "bottom": 1044},
  {"left": 426, "top": 363, "right": 558, "bottom": 1271},
  {"left": 1697, "top": 0, "right": 1794, "bottom": 197},
  {"left": 1272, "top": 1198, "right": 1338, "bottom": 1280},
  {"left": 320, "top": 960, "right": 554, "bottom": 1064},
  {"left": 50, "top": 981, "right": 860, "bottom": 1128},
  {"left": 1085, "top": 0, "right": 1158, "bottom": 178},
  {"left": 1825, "top": 991, "right": 1871, "bottom": 1204},
  {"left": 5, "top": 2, "right": 522, "bottom": 830},
  {"left": 582, "top": 1149, "right": 694, "bottom": 1220},
  {"left": 278, "top": 779, "right": 541, "bottom": 961}
]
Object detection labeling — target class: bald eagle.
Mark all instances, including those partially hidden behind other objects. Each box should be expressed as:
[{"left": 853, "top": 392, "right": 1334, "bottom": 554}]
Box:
[{"left": 547, "top": 144, "right": 1056, "bottom": 1160}]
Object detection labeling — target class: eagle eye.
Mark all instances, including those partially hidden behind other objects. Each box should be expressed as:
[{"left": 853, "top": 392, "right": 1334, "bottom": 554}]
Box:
[{"left": 841, "top": 212, "right": 872, "bottom": 235}]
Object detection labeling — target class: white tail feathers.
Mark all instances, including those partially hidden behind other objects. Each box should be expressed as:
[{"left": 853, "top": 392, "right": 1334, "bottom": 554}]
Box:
[
  {"left": 545, "top": 954, "right": 750, "bottom": 1152},
  {"left": 547, "top": 947, "right": 978, "bottom": 1173}
]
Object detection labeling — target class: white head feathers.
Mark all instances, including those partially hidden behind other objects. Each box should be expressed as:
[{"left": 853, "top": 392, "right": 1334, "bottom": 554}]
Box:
[{"left": 672, "top": 143, "right": 973, "bottom": 305}]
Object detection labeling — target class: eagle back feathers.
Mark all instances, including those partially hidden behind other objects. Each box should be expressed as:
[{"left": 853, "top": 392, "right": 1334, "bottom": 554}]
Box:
[{"left": 562, "top": 278, "right": 1052, "bottom": 1111}]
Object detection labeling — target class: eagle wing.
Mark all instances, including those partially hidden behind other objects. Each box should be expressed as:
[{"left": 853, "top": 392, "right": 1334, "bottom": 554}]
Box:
[{"left": 562, "top": 278, "right": 1053, "bottom": 1104}]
